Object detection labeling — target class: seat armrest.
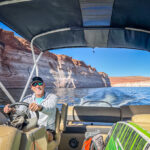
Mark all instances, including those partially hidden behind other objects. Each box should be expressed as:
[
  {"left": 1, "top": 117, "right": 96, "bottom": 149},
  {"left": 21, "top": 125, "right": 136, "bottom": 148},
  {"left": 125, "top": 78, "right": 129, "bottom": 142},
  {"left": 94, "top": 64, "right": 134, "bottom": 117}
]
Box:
[
  {"left": 60, "top": 103, "right": 68, "bottom": 131},
  {"left": 55, "top": 108, "right": 61, "bottom": 133}
]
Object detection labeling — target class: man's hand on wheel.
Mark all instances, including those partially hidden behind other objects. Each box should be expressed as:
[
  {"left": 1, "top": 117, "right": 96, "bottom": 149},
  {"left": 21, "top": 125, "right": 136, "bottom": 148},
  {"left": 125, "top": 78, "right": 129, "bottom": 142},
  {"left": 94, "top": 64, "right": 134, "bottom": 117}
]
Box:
[
  {"left": 3, "top": 104, "right": 12, "bottom": 113},
  {"left": 29, "top": 103, "right": 42, "bottom": 111}
]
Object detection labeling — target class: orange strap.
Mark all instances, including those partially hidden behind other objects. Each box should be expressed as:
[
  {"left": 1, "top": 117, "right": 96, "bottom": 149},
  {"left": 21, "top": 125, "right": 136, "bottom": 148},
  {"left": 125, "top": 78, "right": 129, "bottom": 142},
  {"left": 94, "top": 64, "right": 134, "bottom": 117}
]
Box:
[
  {"left": 31, "top": 141, "right": 42, "bottom": 150},
  {"left": 81, "top": 137, "right": 92, "bottom": 150}
]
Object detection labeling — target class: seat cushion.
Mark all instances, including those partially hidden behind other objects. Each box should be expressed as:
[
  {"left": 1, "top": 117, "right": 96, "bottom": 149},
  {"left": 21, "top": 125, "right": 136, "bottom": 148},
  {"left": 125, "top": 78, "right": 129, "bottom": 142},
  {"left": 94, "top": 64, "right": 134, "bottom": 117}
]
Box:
[
  {"left": 131, "top": 114, "right": 150, "bottom": 131},
  {"left": 132, "top": 114, "right": 150, "bottom": 123}
]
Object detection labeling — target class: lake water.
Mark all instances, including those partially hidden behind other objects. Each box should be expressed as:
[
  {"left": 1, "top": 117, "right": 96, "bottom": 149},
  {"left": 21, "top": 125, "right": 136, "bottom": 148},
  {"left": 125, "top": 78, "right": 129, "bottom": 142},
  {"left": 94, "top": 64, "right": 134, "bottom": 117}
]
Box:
[
  {"left": 1, "top": 87, "right": 150, "bottom": 107},
  {"left": 54, "top": 87, "right": 150, "bottom": 107}
]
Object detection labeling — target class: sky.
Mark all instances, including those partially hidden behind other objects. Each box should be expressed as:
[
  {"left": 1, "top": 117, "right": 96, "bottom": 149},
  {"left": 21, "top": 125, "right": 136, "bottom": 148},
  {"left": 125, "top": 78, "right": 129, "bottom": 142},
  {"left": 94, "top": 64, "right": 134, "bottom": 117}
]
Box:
[{"left": 1, "top": 22, "right": 150, "bottom": 77}]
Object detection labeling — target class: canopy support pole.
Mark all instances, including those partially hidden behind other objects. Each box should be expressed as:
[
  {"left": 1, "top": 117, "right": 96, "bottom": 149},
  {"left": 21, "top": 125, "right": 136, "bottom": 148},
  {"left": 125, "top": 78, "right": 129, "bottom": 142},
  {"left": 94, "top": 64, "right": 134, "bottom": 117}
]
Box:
[
  {"left": 30, "top": 38, "right": 39, "bottom": 76},
  {"left": 0, "top": 82, "right": 16, "bottom": 103},
  {"left": 19, "top": 52, "right": 43, "bottom": 102}
]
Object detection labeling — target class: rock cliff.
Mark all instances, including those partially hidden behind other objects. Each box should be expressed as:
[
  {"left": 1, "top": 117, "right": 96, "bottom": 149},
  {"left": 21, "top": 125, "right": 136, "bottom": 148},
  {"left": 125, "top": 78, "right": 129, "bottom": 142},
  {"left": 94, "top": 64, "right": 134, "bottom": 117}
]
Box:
[
  {"left": 0, "top": 28, "right": 110, "bottom": 88},
  {"left": 98, "top": 72, "right": 111, "bottom": 87},
  {"left": 110, "top": 76, "right": 150, "bottom": 87}
]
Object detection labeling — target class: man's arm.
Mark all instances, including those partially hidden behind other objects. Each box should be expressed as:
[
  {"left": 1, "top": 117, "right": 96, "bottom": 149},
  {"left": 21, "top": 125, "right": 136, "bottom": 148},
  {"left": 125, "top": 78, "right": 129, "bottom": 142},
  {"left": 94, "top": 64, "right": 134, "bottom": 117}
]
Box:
[
  {"left": 29, "top": 103, "right": 43, "bottom": 111},
  {"left": 27, "top": 94, "right": 57, "bottom": 114},
  {"left": 41, "top": 94, "right": 58, "bottom": 115}
]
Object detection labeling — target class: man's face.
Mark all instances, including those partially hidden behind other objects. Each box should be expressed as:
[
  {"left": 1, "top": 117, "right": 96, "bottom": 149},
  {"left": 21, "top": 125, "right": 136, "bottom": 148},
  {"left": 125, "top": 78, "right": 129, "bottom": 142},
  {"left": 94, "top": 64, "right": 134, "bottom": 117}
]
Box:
[{"left": 31, "top": 81, "right": 45, "bottom": 95}]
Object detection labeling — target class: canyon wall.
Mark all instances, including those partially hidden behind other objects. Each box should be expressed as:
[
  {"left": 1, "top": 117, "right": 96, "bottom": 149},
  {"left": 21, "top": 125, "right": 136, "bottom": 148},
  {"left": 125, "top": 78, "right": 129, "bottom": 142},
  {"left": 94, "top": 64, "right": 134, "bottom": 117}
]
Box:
[
  {"left": 0, "top": 29, "right": 111, "bottom": 89},
  {"left": 110, "top": 76, "right": 150, "bottom": 87}
]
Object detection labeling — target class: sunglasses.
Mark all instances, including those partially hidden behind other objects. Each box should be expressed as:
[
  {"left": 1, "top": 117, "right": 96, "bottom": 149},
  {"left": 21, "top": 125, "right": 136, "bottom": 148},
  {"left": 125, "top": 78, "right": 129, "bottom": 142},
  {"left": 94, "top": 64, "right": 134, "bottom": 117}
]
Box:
[{"left": 32, "top": 82, "right": 43, "bottom": 87}]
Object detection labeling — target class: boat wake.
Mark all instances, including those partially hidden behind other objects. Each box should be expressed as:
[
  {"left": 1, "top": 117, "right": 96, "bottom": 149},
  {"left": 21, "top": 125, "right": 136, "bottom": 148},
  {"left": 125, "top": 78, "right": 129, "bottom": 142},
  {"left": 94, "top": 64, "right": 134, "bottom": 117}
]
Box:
[{"left": 80, "top": 87, "right": 150, "bottom": 107}]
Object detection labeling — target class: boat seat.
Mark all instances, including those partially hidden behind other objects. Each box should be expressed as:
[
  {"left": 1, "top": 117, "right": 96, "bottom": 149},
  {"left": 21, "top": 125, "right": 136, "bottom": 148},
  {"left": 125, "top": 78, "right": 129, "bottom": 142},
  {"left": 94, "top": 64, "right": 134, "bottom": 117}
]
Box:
[
  {"left": 0, "top": 126, "right": 22, "bottom": 150},
  {"left": 20, "top": 127, "right": 48, "bottom": 150},
  {"left": 20, "top": 108, "right": 61, "bottom": 150},
  {"left": 67, "top": 106, "right": 121, "bottom": 123},
  {"left": 121, "top": 105, "right": 150, "bottom": 121},
  {"left": 131, "top": 114, "right": 150, "bottom": 131},
  {"left": 48, "top": 103, "right": 68, "bottom": 150},
  {"left": 47, "top": 108, "right": 61, "bottom": 150},
  {"left": 20, "top": 104, "right": 68, "bottom": 150}
]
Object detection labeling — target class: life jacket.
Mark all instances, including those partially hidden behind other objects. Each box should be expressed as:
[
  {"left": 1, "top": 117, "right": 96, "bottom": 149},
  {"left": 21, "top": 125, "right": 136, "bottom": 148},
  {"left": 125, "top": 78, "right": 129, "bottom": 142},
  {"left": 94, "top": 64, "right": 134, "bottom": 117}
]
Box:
[
  {"left": 81, "top": 137, "right": 92, "bottom": 150},
  {"left": 81, "top": 133, "right": 104, "bottom": 150}
]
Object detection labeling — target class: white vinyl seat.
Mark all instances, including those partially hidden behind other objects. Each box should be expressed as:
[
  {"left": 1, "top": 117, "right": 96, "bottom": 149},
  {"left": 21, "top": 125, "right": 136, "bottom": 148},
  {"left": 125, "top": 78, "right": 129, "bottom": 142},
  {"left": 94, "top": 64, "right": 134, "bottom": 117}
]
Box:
[
  {"left": 0, "top": 126, "right": 22, "bottom": 150},
  {"left": 20, "top": 103, "right": 68, "bottom": 150},
  {"left": 48, "top": 103, "right": 68, "bottom": 150},
  {"left": 131, "top": 114, "right": 150, "bottom": 131}
]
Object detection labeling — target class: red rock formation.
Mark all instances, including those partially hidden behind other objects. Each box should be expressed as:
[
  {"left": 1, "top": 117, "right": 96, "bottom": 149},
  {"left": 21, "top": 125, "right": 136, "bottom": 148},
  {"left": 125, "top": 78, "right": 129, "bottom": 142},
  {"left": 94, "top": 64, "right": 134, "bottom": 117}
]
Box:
[
  {"left": 0, "top": 28, "right": 110, "bottom": 88},
  {"left": 110, "top": 76, "right": 150, "bottom": 87},
  {"left": 99, "top": 72, "right": 111, "bottom": 87}
]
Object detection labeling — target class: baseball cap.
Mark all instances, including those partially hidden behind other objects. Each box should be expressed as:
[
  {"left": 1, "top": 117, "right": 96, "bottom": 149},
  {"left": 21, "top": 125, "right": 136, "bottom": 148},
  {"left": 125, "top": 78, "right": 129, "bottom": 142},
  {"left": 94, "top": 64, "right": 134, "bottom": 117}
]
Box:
[{"left": 31, "top": 76, "right": 44, "bottom": 84}]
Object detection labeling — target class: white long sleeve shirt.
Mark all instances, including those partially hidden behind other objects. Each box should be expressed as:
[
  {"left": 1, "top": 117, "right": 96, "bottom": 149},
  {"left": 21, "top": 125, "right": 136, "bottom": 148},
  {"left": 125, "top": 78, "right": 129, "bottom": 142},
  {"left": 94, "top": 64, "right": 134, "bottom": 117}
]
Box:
[{"left": 23, "top": 92, "right": 58, "bottom": 130}]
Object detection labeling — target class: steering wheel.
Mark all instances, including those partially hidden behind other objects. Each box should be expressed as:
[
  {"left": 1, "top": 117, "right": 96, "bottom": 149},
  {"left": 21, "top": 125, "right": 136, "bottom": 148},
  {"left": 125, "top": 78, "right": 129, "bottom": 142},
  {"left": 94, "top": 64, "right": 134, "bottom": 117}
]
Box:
[
  {"left": 9, "top": 102, "right": 39, "bottom": 119},
  {"left": 8, "top": 102, "right": 39, "bottom": 130}
]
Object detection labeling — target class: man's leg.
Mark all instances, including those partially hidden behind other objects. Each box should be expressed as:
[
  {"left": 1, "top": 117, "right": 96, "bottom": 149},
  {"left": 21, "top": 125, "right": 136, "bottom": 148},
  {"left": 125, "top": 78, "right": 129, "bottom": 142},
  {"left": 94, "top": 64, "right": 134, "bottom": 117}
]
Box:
[{"left": 46, "top": 129, "right": 55, "bottom": 142}]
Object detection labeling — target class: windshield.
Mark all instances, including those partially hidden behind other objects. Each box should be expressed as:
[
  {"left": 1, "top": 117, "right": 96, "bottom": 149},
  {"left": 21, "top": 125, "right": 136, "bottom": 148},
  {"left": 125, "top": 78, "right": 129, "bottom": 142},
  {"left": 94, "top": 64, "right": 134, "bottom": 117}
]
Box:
[{"left": 0, "top": 23, "right": 150, "bottom": 108}]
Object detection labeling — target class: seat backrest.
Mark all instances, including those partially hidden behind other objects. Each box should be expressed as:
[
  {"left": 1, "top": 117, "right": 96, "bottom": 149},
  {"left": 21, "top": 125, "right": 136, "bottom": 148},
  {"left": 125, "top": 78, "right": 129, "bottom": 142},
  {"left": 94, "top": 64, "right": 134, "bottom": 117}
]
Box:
[
  {"left": 67, "top": 106, "right": 121, "bottom": 123},
  {"left": 47, "top": 104, "right": 68, "bottom": 150},
  {"left": 20, "top": 127, "right": 48, "bottom": 150},
  {"left": 121, "top": 105, "right": 150, "bottom": 121},
  {"left": 47, "top": 108, "right": 61, "bottom": 149}
]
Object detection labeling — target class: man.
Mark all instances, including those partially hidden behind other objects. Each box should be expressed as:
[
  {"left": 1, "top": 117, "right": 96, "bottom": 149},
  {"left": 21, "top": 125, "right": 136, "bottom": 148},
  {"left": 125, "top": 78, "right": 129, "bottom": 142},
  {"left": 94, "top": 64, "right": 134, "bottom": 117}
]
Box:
[{"left": 4, "top": 76, "right": 58, "bottom": 142}]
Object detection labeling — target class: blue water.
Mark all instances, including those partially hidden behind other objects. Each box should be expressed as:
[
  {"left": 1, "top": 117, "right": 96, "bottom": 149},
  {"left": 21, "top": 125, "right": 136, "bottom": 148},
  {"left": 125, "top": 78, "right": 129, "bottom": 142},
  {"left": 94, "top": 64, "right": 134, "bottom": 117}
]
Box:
[
  {"left": 53, "top": 87, "right": 150, "bottom": 107},
  {"left": 1, "top": 87, "right": 150, "bottom": 108}
]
